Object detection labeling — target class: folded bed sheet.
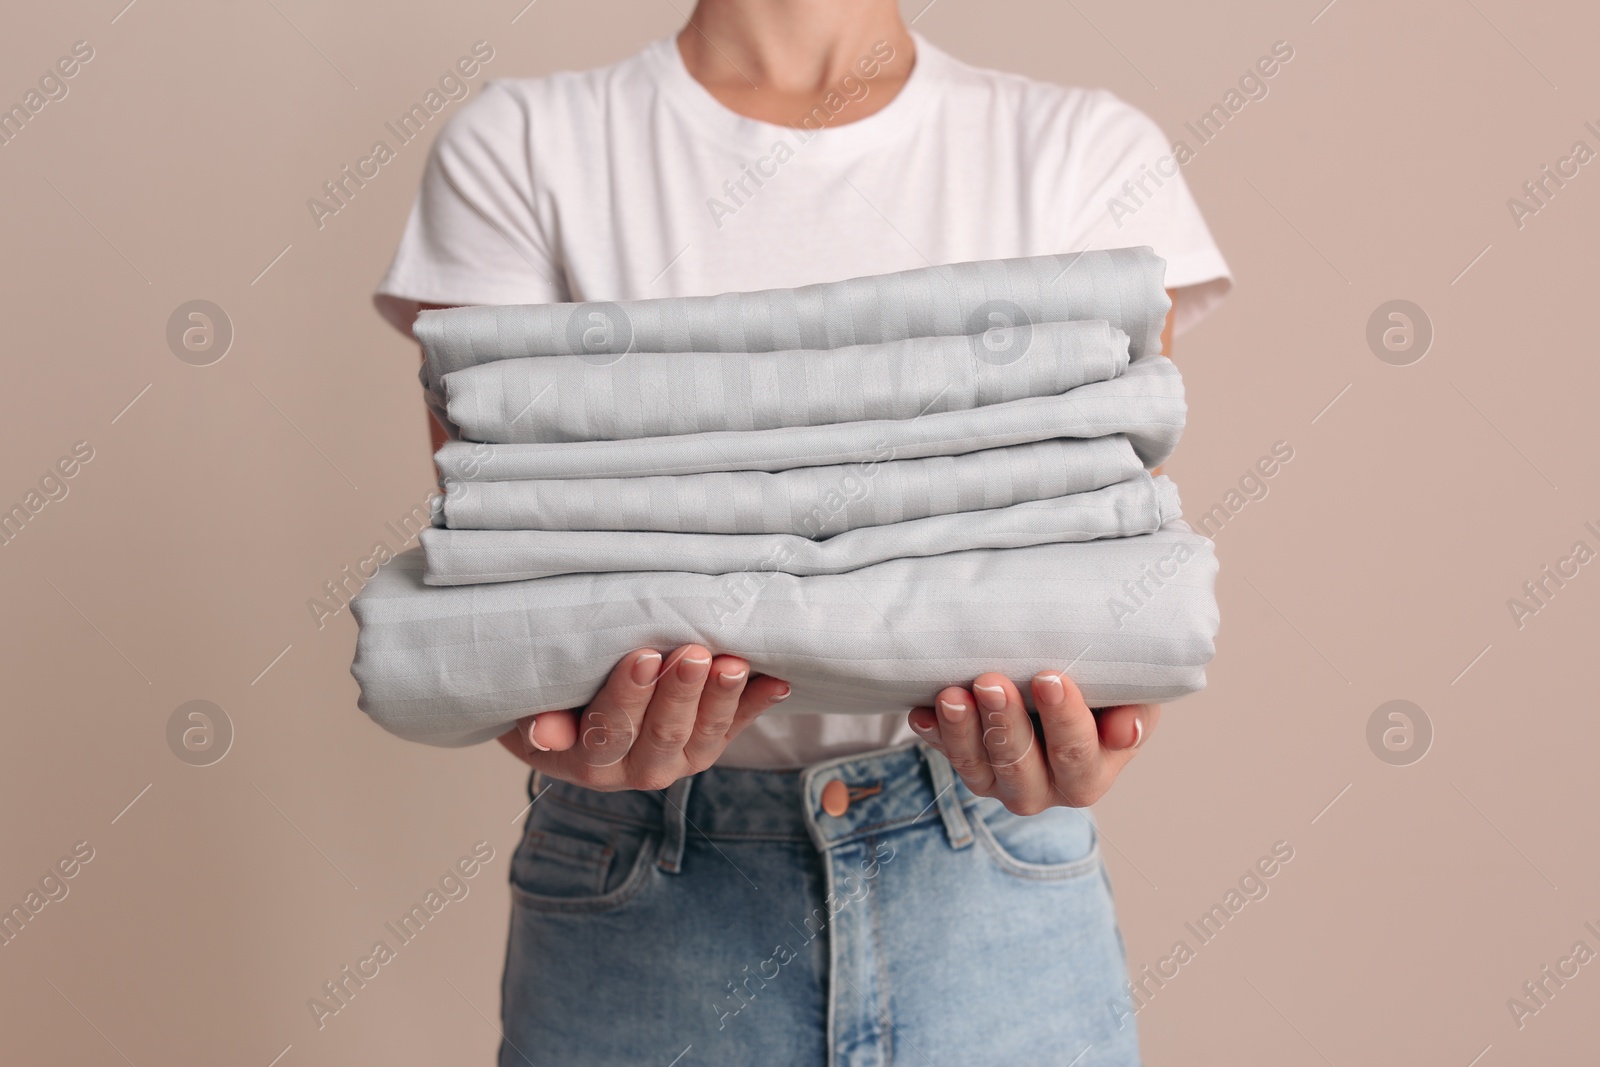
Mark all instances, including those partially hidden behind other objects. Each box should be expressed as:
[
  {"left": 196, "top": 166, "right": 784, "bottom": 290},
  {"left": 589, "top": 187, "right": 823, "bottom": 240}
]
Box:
[
  {"left": 420, "top": 474, "right": 1181, "bottom": 585},
  {"left": 437, "top": 436, "right": 1145, "bottom": 535},
  {"left": 436, "top": 355, "right": 1184, "bottom": 481},
  {"left": 351, "top": 524, "right": 1219, "bottom": 747},
  {"left": 442, "top": 320, "right": 1130, "bottom": 445},
  {"left": 413, "top": 247, "right": 1171, "bottom": 424}
]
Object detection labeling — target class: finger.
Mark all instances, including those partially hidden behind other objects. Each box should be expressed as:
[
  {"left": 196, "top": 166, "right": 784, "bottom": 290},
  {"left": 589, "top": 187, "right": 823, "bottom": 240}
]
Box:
[
  {"left": 680, "top": 655, "right": 750, "bottom": 770},
  {"left": 973, "top": 673, "right": 1050, "bottom": 814},
  {"left": 575, "top": 648, "right": 662, "bottom": 771},
  {"left": 527, "top": 709, "right": 580, "bottom": 753},
  {"left": 933, "top": 686, "right": 997, "bottom": 796},
  {"left": 908, "top": 706, "right": 941, "bottom": 747},
  {"left": 625, "top": 644, "right": 713, "bottom": 787},
  {"left": 1034, "top": 672, "right": 1109, "bottom": 808},
  {"left": 496, "top": 718, "right": 537, "bottom": 767},
  {"left": 725, "top": 675, "right": 790, "bottom": 742},
  {"left": 1098, "top": 703, "right": 1161, "bottom": 772}
]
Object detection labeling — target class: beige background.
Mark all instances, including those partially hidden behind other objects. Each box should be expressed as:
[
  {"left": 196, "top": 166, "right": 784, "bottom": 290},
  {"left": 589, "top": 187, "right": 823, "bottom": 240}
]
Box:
[{"left": 2, "top": 0, "right": 1597, "bottom": 1063}]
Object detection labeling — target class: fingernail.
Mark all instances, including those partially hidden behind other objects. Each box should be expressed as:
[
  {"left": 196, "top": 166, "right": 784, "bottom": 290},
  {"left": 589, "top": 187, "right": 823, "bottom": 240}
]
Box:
[
  {"left": 911, "top": 713, "right": 939, "bottom": 735},
  {"left": 973, "top": 683, "right": 1007, "bottom": 712},
  {"left": 769, "top": 684, "right": 791, "bottom": 703},
  {"left": 631, "top": 651, "right": 662, "bottom": 686},
  {"left": 526, "top": 725, "right": 550, "bottom": 753},
  {"left": 717, "top": 668, "right": 748, "bottom": 689},
  {"left": 1034, "top": 672, "right": 1064, "bottom": 705},
  {"left": 678, "top": 654, "right": 711, "bottom": 682},
  {"left": 1133, "top": 716, "right": 1145, "bottom": 748},
  {"left": 937, "top": 698, "right": 968, "bottom": 723}
]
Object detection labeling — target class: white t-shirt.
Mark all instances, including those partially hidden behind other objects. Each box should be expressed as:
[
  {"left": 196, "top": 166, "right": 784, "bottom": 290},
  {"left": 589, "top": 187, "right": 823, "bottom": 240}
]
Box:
[{"left": 374, "top": 32, "right": 1232, "bottom": 769}]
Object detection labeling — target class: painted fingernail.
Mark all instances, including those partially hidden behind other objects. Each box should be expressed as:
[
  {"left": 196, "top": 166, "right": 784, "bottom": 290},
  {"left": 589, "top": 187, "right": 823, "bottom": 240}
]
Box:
[
  {"left": 717, "top": 668, "right": 749, "bottom": 689},
  {"left": 973, "top": 683, "right": 1007, "bottom": 712},
  {"left": 632, "top": 651, "right": 662, "bottom": 686},
  {"left": 526, "top": 724, "right": 550, "bottom": 753},
  {"left": 1133, "top": 716, "right": 1145, "bottom": 748},
  {"left": 678, "top": 654, "right": 712, "bottom": 682},
  {"left": 769, "top": 684, "right": 791, "bottom": 703},
  {"left": 911, "top": 712, "right": 939, "bottom": 735},
  {"left": 937, "top": 698, "right": 968, "bottom": 723},
  {"left": 1034, "top": 672, "right": 1064, "bottom": 705}
]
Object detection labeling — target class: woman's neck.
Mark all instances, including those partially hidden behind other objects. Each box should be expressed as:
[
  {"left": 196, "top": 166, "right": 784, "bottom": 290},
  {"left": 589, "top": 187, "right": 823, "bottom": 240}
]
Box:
[{"left": 676, "top": 0, "right": 915, "bottom": 126}]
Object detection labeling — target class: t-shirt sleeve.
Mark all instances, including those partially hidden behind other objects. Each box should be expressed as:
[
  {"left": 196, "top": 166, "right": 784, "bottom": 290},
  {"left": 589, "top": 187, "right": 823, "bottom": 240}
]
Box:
[
  {"left": 1059, "top": 90, "right": 1232, "bottom": 337},
  {"left": 372, "top": 80, "right": 567, "bottom": 338}
]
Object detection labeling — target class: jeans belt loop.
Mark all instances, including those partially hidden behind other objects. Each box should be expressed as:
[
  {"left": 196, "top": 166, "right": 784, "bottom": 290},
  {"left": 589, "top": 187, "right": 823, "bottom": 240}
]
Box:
[
  {"left": 919, "top": 743, "right": 974, "bottom": 850},
  {"left": 657, "top": 775, "right": 694, "bottom": 874}
]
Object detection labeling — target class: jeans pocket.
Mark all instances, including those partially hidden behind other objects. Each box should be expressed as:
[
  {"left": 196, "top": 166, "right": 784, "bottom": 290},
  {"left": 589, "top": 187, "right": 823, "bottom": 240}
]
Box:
[
  {"left": 969, "top": 798, "right": 1102, "bottom": 880},
  {"left": 510, "top": 799, "right": 659, "bottom": 913}
]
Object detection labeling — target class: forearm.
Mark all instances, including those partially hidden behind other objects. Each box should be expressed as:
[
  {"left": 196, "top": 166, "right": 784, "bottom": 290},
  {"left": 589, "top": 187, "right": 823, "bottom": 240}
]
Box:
[{"left": 1153, "top": 288, "right": 1177, "bottom": 477}]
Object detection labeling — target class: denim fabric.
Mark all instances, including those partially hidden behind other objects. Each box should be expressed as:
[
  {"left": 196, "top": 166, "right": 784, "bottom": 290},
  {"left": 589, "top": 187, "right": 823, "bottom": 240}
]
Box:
[{"left": 500, "top": 741, "right": 1141, "bottom": 1066}]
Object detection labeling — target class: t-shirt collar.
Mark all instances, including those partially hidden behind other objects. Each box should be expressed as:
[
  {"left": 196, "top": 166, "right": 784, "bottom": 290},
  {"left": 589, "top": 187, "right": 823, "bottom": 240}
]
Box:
[{"left": 645, "top": 30, "right": 942, "bottom": 155}]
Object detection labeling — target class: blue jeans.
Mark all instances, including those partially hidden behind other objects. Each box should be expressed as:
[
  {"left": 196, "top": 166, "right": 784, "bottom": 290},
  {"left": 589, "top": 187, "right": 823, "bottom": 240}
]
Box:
[{"left": 501, "top": 741, "right": 1141, "bottom": 1066}]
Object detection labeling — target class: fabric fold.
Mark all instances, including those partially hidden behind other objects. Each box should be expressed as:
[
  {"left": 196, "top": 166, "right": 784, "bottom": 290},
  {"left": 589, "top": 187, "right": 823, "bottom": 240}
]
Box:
[
  {"left": 442, "top": 320, "right": 1130, "bottom": 445},
  {"left": 437, "top": 436, "right": 1145, "bottom": 535},
  {"left": 436, "top": 355, "right": 1184, "bottom": 481},
  {"left": 351, "top": 248, "right": 1221, "bottom": 752},
  {"left": 413, "top": 247, "right": 1171, "bottom": 420},
  {"left": 351, "top": 523, "right": 1219, "bottom": 747},
  {"left": 420, "top": 474, "right": 1181, "bottom": 585}
]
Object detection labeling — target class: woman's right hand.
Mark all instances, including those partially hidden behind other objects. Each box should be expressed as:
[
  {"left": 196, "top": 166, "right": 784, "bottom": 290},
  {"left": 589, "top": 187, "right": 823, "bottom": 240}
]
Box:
[{"left": 495, "top": 645, "right": 789, "bottom": 791}]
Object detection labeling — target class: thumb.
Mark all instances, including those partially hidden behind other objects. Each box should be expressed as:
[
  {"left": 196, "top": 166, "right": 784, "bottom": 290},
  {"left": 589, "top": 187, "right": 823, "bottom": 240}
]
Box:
[
  {"left": 1098, "top": 704, "right": 1156, "bottom": 753},
  {"left": 528, "top": 709, "right": 581, "bottom": 753}
]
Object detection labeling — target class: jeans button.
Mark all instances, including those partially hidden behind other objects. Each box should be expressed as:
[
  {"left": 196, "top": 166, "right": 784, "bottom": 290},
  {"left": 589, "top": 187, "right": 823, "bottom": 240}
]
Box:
[{"left": 821, "top": 778, "right": 850, "bottom": 817}]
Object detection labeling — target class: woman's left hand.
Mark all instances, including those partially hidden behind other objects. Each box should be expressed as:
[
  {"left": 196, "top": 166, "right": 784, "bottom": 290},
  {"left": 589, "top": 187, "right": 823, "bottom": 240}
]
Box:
[{"left": 908, "top": 671, "right": 1157, "bottom": 815}]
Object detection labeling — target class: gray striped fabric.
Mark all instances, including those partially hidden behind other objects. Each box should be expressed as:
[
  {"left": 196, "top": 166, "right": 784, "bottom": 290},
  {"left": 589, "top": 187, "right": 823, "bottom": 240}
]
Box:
[
  {"left": 438, "top": 437, "right": 1145, "bottom": 535},
  {"left": 413, "top": 247, "right": 1170, "bottom": 422},
  {"left": 420, "top": 474, "right": 1181, "bottom": 585},
  {"left": 442, "top": 320, "right": 1129, "bottom": 445},
  {"left": 352, "top": 524, "right": 1218, "bottom": 747},
  {"left": 435, "top": 355, "right": 1184, "bottom": 481},
  {"left": 350, "top": 248, "right": 1219, "bottom": 747}
]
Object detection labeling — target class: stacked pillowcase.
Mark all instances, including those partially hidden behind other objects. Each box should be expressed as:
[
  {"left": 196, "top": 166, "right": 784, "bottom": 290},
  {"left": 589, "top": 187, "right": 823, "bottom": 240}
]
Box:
[{"left": 351, "top": 248, "right": 1220, "bottom": 746}]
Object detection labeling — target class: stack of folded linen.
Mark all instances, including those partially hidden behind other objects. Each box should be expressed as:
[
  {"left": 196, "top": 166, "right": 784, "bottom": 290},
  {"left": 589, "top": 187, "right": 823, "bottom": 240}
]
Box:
[{"left": 351, "top": 247, "right": 1219, "bottom": 746}]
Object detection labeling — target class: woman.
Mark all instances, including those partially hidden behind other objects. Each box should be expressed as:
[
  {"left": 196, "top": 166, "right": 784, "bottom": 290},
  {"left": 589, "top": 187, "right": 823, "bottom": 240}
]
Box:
[{"left": 374, "top": 1, "right": 1230, "bottom": 1062}]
